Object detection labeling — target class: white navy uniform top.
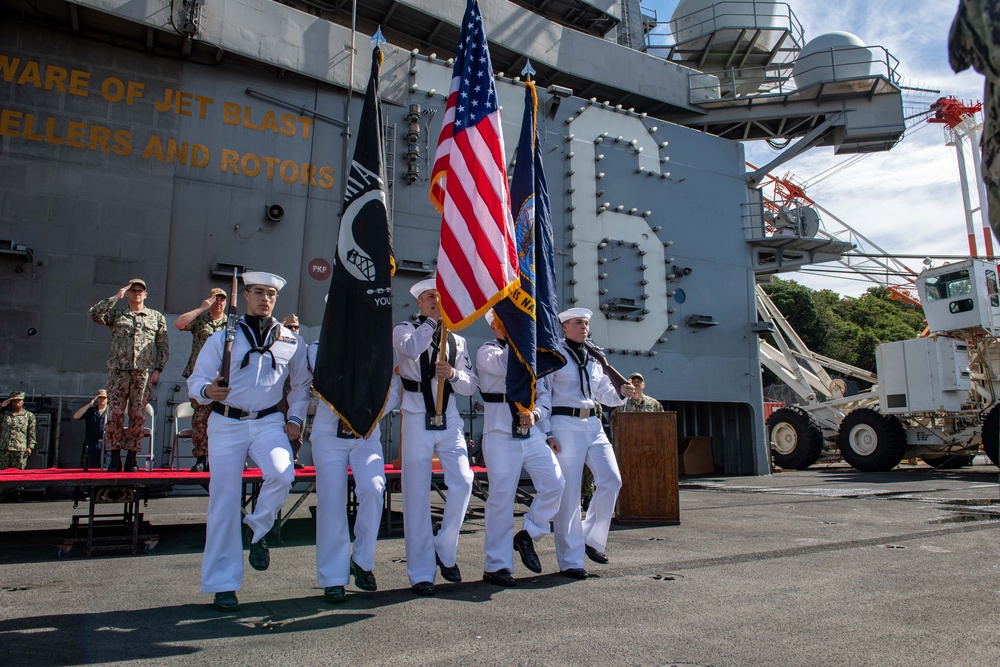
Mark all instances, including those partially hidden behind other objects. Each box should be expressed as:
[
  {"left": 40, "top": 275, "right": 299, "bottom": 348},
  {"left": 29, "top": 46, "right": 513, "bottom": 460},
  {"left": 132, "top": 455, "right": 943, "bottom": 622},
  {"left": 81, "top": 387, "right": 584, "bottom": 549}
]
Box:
[
  {"left": 476, "top": 339, "right": 552, "bottom": 434},
  {"left": 543, "top": 340, "right": 625, "bottom": 421},
  {"left": 306, "top": 341, "right": 401, "bottom": 434},
  {"left": 392, "top": 317, "right": 477, "bottom": 414},
  {"left": 188, "top": 315, "right": 310, "bottom": 426}
]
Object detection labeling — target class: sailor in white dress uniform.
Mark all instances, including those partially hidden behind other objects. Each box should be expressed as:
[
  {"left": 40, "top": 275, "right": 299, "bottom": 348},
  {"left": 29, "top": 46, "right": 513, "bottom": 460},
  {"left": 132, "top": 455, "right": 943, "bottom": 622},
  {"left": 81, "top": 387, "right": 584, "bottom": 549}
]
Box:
[
  {"left": 392, "top": 278, "right": 477, "bottom": 596},
  {"left": 307, "top": 340, "right": 399, "bottom": 601},
  {"left": 546, "top": 307, "right": 634, "bottom": 578},
  {"left": 187, "top": 271, "right": 310, "bottom": 612},
  {"left": 477, "top": 310, "right": 565, "bottom": 586}
]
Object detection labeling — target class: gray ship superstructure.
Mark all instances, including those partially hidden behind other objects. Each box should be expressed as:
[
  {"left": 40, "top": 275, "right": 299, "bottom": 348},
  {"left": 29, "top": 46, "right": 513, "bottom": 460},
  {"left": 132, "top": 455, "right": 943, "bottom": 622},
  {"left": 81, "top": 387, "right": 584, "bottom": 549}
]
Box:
[{"left": 0, "top": 0, "right": 904, "bottom": 474}]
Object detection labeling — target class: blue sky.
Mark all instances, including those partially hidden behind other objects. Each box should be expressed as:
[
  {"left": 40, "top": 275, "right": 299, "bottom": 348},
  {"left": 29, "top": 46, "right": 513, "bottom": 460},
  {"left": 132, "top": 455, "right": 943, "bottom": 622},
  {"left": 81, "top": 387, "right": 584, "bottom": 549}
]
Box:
[{"left": 645, "top": 0, "right": 988, "bottom": 296}]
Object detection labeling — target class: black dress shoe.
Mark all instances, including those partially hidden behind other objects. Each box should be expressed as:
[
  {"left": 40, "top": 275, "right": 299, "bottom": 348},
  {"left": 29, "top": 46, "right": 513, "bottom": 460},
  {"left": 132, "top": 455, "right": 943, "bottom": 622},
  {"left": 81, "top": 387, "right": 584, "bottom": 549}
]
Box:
[
  {"left": 436, "top": 554, "right": 462, "bottom": 583},
  {"left": 411, "top": 581, "right": 436, "bottom": 596},
  {"left": 483, "top": 569, "right": 517, "bottom": 587},
  {"left": 513, "top": 529, "right": 542, "bottom": 573},
  {"left": 107, "top": 451, "right": 122, "bottom": 473},
  {"left": 351, "top": 560, "right": 377, "bottom": 591},
  {"left": 248, "top": 536, "right": 270, "bottom": 571},
  {"left": 561, "top": 568, "right": 588, "bottom": 580},
  {"left": 585, "top": 545, "right": 609, "bottom": 564},
  {"left": 323, "top": 586, "right": 347, "bottom": 603},
  {"left": 190, "top": 457, "right": 207, "bottom": 473},
  {"left": 123, "top": 451, "right": 139, "bottom": 472},
  {"left": 213, "top": 591, "right": 240, "bottom": 612}
]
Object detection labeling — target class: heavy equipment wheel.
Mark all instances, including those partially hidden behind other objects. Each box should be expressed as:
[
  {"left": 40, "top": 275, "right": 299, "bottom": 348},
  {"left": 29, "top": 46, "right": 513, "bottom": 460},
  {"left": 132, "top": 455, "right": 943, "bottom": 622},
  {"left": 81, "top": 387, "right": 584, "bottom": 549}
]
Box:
[
  {"left": 837, "top": 408, "right": 907, "bottom": 472},
  {"left": 921, "top": 454, "right": 975, "bottom": 469},
  {"left": 981, "top": 405, "right": 1000, "bottom": 467},
  {"left": 767, "top": 406, "right": 823, "bottom": 469}
]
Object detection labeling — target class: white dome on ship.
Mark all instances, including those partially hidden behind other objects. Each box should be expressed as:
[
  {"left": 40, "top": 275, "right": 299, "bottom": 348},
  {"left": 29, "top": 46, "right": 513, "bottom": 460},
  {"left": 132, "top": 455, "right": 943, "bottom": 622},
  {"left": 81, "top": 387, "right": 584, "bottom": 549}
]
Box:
[
  {"left": 792, "top": 31, "right": 874, "bottom": 89},
  {"left": 670, "top": 0, "right": 786, "bottom": 53}
]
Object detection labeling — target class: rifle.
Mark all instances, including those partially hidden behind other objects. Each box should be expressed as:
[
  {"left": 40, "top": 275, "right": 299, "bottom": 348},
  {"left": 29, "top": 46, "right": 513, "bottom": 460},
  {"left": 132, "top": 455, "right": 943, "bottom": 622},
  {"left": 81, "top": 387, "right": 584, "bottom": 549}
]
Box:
[
  {"left": 583, "top": 339, "right": 629, "bottom": 396},
  {"left": 220, "top": 268, "right": 239, "bottom": 387}
]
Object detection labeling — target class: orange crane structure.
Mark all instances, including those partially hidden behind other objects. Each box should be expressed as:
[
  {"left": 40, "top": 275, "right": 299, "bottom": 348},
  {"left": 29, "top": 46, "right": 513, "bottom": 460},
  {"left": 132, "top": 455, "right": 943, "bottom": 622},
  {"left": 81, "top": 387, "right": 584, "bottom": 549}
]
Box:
[
  {"left": 928, "top": 96, "right": 993, "bottom": 258},
  {"left": 752, "top": 165, "right": 922, "bottom": 306}
]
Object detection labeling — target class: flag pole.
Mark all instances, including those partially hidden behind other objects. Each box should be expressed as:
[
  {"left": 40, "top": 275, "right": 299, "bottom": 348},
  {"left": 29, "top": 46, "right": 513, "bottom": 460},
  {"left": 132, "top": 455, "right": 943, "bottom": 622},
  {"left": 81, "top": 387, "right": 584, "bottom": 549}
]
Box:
[{"left": 434, "top": 323, "right": 448, "bottom": 424}]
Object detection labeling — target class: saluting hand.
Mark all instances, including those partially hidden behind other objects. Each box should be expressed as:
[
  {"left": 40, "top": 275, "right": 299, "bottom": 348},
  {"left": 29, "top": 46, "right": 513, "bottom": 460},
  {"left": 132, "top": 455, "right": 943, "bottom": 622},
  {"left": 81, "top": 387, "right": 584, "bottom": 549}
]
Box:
[{"left": 204, "top": 376, "right": 232, "bottom": 401}]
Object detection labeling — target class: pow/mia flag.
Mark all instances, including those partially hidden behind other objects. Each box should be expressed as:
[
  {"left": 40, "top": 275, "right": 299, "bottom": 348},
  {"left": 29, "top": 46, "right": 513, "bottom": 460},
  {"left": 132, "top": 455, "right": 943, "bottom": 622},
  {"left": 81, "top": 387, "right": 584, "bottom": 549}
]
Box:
[{"left": 314, "top": 42, "right": 396, "bottom": 438}]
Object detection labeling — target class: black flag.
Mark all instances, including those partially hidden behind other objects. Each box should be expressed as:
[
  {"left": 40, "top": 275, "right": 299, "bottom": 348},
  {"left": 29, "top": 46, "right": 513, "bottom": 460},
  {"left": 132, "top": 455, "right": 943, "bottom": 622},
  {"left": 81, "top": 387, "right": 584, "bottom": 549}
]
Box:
[{"left": 313, "top": 44, "right": 395, "bottom": 438}]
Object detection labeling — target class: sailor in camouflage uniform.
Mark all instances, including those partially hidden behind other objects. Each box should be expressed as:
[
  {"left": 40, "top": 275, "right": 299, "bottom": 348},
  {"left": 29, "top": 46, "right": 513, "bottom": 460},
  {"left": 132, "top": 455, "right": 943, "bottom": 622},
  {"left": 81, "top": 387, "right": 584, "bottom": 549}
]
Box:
[
  {"left": 0, "top": 391, "right": 36, "bottom": 470},
  {"left": 88, "top": 278, "right": 169, "bottom": 472},
  {"left": 613, "top": 372, "right": 664, "bottom": 415},
  {"left": 175, "top": 288, "right": 228, "bottom": 472},
  {"left": 950, "top": 0, "right": 1000, "bottom": 238}
]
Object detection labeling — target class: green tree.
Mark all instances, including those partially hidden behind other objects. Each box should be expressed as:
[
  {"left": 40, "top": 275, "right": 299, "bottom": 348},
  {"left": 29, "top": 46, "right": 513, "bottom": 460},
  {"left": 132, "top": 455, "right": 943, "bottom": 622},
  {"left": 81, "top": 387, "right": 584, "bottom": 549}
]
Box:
[{"left": 760, "top": 280, "right": 925, "bottom": 378}]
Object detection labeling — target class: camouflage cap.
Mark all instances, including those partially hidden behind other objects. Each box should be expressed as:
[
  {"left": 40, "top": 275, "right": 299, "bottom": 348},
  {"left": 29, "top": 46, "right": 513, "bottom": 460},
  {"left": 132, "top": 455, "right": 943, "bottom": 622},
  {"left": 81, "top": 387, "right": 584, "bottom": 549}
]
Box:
[
  {"left": 96, "top": 389, "right": 108, "bottom": 398},
  {"left": 128, "top": 278, "right": 147, "bottom": 290},
  {"left": 208, "top": 288, "right": 227, "bottom": 299},
  {"left": 8, "top": 391, "right": 25, "bottom": 399}
]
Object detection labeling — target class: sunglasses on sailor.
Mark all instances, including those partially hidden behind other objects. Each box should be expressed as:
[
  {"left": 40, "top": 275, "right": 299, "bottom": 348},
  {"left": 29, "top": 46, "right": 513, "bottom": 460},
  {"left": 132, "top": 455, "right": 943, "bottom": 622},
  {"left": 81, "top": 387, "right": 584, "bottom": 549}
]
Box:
[{"left": 287, "top": 325, "right": 299, "bottom": 331}]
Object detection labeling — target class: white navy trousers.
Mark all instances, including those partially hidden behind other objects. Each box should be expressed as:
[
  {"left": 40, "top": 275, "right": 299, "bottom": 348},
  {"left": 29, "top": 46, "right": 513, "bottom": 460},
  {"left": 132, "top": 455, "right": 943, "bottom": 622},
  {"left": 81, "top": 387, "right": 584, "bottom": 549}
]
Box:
[
  {"left": 311, "top": 409, "right": 386, "bottom": 587},
  {"left": 551, "top": 414, "right": 622, "bottom": 571},
  {"left": 201, "top": 411, "right": 294, "bottom": 593},
  {"left": 400, "top": 407, "right": 473, "bottom": 586},
  {"left": 482, "top": 428, "right": 565, "bottom": 573}
]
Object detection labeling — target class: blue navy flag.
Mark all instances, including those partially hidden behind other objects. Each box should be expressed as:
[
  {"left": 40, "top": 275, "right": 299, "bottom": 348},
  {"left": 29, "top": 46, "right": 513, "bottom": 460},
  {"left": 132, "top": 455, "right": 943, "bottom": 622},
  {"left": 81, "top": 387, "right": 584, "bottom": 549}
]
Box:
[
  {"left": 314, "top": 44, "right": 395, "bottom": 438},
  {"left": 492, "top": 81, "right": 566, "bottom": 411}
]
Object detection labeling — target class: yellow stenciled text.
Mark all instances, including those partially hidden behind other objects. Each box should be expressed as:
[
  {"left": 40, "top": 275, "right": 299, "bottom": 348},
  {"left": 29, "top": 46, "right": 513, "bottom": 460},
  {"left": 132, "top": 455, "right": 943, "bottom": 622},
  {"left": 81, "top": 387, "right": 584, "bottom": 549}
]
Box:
[
  {"left": 0, "top": 109, "right": 131, "bottom": 154},
  {"left": 219, "top": 149, "right": 334, "bottom": 189}
]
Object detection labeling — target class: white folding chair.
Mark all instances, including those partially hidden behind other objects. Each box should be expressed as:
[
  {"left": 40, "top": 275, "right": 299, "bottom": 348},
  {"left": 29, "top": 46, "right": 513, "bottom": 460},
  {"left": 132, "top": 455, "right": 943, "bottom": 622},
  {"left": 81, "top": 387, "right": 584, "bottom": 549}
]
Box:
[
  {"left": 143, "top": 403, "right": 156, "bottom": 469},
  {"left": 168, "top": 402, "right": 195, "bottom": 470}
]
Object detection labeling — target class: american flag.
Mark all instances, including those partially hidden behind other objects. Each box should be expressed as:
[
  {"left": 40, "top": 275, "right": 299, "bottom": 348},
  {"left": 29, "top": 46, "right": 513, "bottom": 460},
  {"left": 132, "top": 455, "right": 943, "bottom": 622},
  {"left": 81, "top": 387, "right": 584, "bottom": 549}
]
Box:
[{"left": 430, "top": 0, "right": 519, "bottom": 330}]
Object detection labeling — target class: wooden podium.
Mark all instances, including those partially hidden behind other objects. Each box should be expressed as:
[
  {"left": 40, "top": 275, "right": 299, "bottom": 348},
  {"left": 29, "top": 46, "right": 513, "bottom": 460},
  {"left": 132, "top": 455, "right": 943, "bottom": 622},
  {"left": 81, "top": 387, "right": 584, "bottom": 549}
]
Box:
[{"left": 612, "top": 411, "right": 679, "bottom": 525}]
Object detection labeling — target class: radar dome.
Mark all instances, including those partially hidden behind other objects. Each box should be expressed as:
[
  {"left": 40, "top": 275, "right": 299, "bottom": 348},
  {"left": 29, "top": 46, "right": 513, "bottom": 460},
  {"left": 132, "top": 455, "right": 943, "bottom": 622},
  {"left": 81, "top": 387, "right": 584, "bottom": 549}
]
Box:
[
  {"left": 670, "top": 0, "right": 788, "bottom": 57},
  {"left": 792, "top": 31, "right": 874, "bottom": 89}
]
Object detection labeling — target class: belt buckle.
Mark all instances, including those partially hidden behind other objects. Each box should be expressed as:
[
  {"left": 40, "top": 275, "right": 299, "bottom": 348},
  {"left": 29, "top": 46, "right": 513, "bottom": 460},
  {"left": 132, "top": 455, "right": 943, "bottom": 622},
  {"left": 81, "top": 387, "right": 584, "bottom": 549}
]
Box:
[
  {"left": 579, "top": 408, "right": 591, "bottom": 419},
  {"left": 240, "top": 410, "right": 258, "bottom": 421}
]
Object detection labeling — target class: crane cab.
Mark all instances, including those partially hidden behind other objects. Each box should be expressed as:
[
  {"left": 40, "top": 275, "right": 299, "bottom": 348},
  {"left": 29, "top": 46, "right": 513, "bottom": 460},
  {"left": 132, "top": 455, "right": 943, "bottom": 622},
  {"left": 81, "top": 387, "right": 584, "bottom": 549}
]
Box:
[{"left": 917, "top": 258, "right": 1000, "bottom": 336}]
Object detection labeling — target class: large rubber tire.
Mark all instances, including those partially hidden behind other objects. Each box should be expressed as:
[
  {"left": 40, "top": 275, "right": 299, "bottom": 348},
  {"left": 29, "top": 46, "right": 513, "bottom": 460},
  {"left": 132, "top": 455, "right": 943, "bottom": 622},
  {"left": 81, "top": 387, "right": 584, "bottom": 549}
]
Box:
[
  {"left": 767, "top": 406, "right": 823, "bottom": 470},
  {"left": 837, "top": 408, "right": 907, "bottom": 472},
  {"left": 981, "top": 405, "right": 1000, "bottom": 467},
  {"left": 921, "top": 454, "right": 974, "bottom": 469}
]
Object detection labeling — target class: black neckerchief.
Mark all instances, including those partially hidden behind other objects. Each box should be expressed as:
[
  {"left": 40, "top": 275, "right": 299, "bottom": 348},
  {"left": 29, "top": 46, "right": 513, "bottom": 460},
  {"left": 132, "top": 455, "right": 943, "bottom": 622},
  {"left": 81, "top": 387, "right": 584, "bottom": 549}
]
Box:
[
  {"left": 239, "top": 315, "right": 280, "bottom": 369},
  {"left": 496, "top": 338, "right": 507, "bottom": 348},
  {"left": 418, "top": 321, "right": 457, "bottom": 416},
  {"left": 565, "top": 339, "right": 592, "bottom": 399}
]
